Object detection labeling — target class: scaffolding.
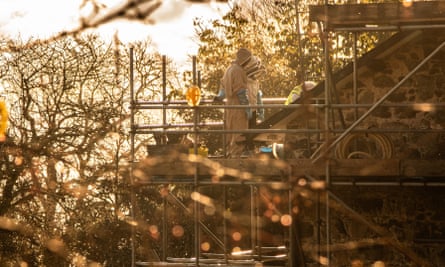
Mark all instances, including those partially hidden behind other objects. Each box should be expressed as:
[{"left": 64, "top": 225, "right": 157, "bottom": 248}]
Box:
[
  {"left": 128, "top": 2, "right": 445, "bottom": 267},
  {"left": 129, "top": 52, "right": 298, "bottom": 267},
  {"left": 307, "top": 2, "right": 445, "bottom": 267}
]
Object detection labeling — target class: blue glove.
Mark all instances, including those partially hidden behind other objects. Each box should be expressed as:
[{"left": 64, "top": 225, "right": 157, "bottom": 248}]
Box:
[
  {"left": 213, "top": 89, "right": 226, "bottom": 102},
  {"left": 237, "top": 89, "right": 252, "bottom": 120}
]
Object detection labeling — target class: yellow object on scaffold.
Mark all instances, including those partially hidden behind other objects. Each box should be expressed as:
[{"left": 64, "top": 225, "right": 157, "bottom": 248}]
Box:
[
  {"left": 0, "top": 100, "right": 8, "bottom": 137},
  {"left": 185, "top": 85, "right": 201, "bottom": 107}
]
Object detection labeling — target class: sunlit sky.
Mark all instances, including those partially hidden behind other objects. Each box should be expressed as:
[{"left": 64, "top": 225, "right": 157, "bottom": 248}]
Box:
[{"left": 0, "top": 0, "right": 230, "bottom": 65}]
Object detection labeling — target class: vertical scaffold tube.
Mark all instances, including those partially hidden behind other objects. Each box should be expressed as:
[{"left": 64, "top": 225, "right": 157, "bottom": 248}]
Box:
[
  {"left": 129, "top": 46, "right": 136, "bottom": 267},
  {"left": 192, "top": 55, "right": 200, "bottom": 267},
  {"left": 323, "top": 1, "right": 331, "bottom": 265},
  {"left": 161, "top": 55, "right": 168, "bottom": 262}
]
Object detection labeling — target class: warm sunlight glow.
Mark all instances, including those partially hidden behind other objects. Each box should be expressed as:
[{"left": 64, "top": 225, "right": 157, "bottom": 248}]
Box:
[
  {"left": 402, "top": 0, "right": 413, "bottom": 8},
  {"left": 0, "top": 0, "right": 229, "bottom": 66},
  {"left": 0, "top": 0, "right": 80, "bottom": 38}
]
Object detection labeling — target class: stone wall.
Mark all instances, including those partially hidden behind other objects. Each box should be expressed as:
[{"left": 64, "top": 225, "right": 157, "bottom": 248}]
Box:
[
  {"left": 302, "top": 186, "right": 445, "bottom": 267},
  {"left": 287, "top": 29, "right": 445, "bottom": 160},
  {"left": 293, "top": 29, "right": 445, "bottom": 266},
  {"left": 335, "top": 29, "right": 445, "bottom": 160}
]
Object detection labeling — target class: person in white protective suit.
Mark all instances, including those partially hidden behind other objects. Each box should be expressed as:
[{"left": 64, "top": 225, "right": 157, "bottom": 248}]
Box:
[
  {"left": 244, "top": 55, "right": 266, "bottom": 125},
  {"left": 214, "top": 48, "right": 253, "bottom": 157},
  {"left": 243, "top": 55, "right": 266, "bottom": 153}
]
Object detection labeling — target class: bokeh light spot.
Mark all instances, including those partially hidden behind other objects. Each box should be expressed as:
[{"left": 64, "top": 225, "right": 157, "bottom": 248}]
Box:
[
  {"left": 190, "top": 191, "right": 200, "bottom": 201},
  {"left": 159, "top": 187, "right": 169, "bottom": 197},
  {"left": 232, "top": 231, "right": 242, "bottom": 241},
  {"left": 298, "top": 178, "right": 307, "bottom": 186},
  {"left": 413, "top": 103, "right": 435, "bottom": 112},
  {"left": 351, "top": 259, "right": 364, "bottom": 267},
  {"left": 373, "top": 261, "right": 385, "bottom": 267},
  {"left": 72, "top": 253, "right": 86, "bottom": 266},
  {"left": 204, "top": 205, "right": 216, "bottom": 216},
  {"left": 14, "top": 156, "right": 23, "bottom": 166},
  {"left": 149, "top": 225, "right": 158, "bottom": 235},
  {"left": 149, "top": 224, "right": 160, "bottom": 239},
  {"left": 223, "top": 209, "right": 232, "bottom": 219},
  {"left": 310, "top": 180, "right": 326, "bottom": 190},
  {"left": 46, "top": 238, "right": 66, "bottom": 254},
  {"left": 319, "top": 256, "right": 328, "bottom": 265},
  {"left": 272, "top": 195, "right": 281, "bottom": 204},
  {"left": 271, "top": 214, "right": 280, "bottom": 223},
  {"left": 201, "top": 242, "right": 210, "bottom": 251},
  {"left": 280, "top": 214, "right": 292, "bottom": 226},
  {"left": 211, "top": 175, "right": 221, "bottom": 183},
  {"left": 172, "top": 225, "right": 184, "bottom": 238},
  {"left": 264, "top": 209, "right": 273, "bottom": 218},
  {"left": 127, "top": 219, "right": 138, "bottom": 226}
]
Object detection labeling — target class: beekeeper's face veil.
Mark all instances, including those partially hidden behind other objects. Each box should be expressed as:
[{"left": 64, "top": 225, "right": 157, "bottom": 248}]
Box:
[
  {"left": 236, "top": 48, "right": 252, "bottom": 67},
  {"left": 244, "top": 56, "right": 265, "bottom": 80}
]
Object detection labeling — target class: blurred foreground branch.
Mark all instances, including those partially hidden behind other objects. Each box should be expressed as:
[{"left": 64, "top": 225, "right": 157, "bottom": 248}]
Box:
[{"left": 3, "top": 0, "right": 227, "bottom": 52}]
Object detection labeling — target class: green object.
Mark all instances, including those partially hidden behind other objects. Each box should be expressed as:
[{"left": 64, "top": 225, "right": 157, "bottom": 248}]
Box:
[{"left": 284, "top": 84, "right": 303, "bottom": 105}]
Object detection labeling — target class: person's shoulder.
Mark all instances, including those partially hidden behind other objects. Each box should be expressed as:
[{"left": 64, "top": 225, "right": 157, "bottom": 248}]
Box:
[{"left": 230, "top": 63, "right": 244, "bottom": 72}]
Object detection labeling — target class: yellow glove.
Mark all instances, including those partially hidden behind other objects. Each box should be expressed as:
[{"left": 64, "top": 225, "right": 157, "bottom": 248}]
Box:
[{"left": 284, "top": 85, "right": 303, "bottom": 105}]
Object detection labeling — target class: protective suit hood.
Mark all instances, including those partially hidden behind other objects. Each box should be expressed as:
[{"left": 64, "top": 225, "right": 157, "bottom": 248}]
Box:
[{"left": 235, "top": 48, "right": 252, "bottom": 66}]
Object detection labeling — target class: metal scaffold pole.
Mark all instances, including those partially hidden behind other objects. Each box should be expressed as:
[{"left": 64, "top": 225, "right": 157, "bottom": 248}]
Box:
[
  {"left": 129, "top": 46, "right": 136, "bottom": 267},
  {"left": 162, "top": 55, "right": 168, "bottom": 262},
  {"left": 323, "top": 1, "right": 331, "bottom": 265},
  {"left": 192, "top": 55, "right": 201, "bottom": 267}
]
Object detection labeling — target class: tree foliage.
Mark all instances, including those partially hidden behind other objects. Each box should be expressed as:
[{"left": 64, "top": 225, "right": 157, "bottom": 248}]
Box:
[
  {"left": 194, "top": 0, "right": 393, "bottom": 102},
  {"left": 195, "top": 0, "right": 319, "bottom": 100},
  {"left": 0, "top": 33, "right": 182, "bottom": 266},
  {"left": 0, "top": 1, "right": 401, "bottom": 265}
]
